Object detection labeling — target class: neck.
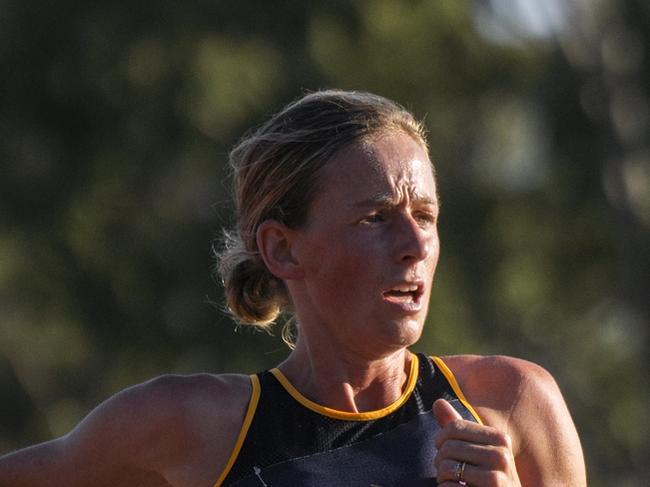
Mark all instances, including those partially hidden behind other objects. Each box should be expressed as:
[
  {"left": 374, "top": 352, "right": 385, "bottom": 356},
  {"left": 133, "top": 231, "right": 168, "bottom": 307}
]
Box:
[{"left": 277, "top": 339, "right": 413, "bottom": 413}]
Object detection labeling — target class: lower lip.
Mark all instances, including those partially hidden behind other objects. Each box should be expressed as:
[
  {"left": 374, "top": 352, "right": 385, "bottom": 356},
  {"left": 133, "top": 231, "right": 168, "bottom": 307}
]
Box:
[{"left": 381, "top": 293, "right": 424, "bottom": 314}]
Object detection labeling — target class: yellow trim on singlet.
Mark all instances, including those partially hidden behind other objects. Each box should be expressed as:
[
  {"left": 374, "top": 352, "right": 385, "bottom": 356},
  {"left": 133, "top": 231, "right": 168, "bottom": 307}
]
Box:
[
  {"left": 268, "top": 352, "right": 419, "bottom": 421},
  {"left": 212, "top": 374, "right": 261, "bottom": 487},
  {"left": 431, "top": 356, "right": 483, "bottom": 425}
]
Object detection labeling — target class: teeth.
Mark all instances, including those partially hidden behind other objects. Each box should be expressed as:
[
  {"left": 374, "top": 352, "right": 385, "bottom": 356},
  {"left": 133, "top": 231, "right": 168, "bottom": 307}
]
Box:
[{"left": 391, "top": 284, "right": 419, "bottom": 292}]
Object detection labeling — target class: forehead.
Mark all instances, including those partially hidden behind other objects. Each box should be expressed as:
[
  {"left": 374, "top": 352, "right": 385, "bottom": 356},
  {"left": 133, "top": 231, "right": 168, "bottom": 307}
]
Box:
[{"left": 316, "top": 132, "right": 437, "bottom": 205}]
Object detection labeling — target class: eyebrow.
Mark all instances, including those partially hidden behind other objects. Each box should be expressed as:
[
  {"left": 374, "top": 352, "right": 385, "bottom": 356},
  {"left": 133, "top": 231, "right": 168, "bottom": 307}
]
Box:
[{"left": 351, "top": 193, "right": 438, "bottom": 209}]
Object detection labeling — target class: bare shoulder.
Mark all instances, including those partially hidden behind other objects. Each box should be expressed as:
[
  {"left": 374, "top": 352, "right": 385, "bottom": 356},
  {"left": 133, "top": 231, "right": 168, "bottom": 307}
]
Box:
[
  {"left": 79, "top": 372, "right": 253, "bottom": 483},
  {"left": 0, "top": 372, "right": 254, "bottom": 487},
  {"left": 441, "top": 354, "right": 586, "bottom": 486},
  {"left": 439, "top": 354, "right": 569, "bottom": 431},
  {"left": 79, "top": 371, "right": 252, "bottom": 441},
  {"left": 116, "top": 371, "right": 253, "bottom": 426},
  {"left": 440, "top": 354, "right": 556, "bottom": 410}
]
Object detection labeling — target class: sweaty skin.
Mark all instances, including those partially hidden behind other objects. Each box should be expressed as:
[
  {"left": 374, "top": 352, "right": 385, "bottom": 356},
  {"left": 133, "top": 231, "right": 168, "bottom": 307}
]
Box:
[
  {"left": 266, "top": 133, "right": 440, "bottom": 412},
  {"left": 434, "top": 355, "right": 586, "bottom": 486},
  {"left": 0, "top": 133, "right": 586, "bottom": 486}
]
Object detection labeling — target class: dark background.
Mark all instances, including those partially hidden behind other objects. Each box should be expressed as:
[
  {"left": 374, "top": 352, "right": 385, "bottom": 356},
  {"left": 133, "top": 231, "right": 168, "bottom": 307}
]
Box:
[{"left": 1, "top": 1, "right": 649, "bottom": 485}]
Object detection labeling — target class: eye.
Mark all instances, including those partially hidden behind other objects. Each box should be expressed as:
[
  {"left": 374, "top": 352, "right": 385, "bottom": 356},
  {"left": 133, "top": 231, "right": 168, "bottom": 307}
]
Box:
[
  {"left": 413, "top": 211, "right": 437, "bottom": 227},
  {"left": 363, "top": 212, "right": 386, "bottom": 224}
]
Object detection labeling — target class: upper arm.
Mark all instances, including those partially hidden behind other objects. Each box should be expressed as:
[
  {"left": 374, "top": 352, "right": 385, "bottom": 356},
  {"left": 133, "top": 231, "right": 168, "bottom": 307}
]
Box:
[
  {"left": 0, "top": 377, "right": 188, "bottom": 487},
  {"left": 63, "top": 376, "right": 187, "bottom": 478},
  {"left": 510, "top": 362, "right": 586, "bottom": 487},
  {"left": 445, "top": 355, "right": 586, "bottom": 487},
  {"left": 0, "top": 374, "right": 251, "bottom": 487}
]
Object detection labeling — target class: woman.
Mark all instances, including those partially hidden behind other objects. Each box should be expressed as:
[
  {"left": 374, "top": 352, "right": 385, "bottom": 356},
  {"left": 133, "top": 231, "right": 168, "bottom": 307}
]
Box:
[{"left": 0, "top": 90, "right": 586, "bottom": 486}]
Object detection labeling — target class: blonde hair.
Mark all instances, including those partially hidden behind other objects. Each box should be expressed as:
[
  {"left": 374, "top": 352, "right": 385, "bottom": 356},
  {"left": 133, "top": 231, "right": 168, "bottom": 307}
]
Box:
[{"left": 217, "top": 90, "right": 427, "bottom": 340}]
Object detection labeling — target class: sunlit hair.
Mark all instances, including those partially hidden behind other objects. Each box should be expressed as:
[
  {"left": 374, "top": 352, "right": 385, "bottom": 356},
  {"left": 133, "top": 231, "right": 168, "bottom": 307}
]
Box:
[{"left": 216, "top": 89, "right": 428, "bottom": 344}]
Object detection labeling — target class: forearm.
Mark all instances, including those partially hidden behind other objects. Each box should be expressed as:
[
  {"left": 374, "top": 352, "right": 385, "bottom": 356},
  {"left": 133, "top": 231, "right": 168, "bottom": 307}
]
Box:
[
  {"left": 0, "top": 438, "right": 170, "bottom": 487},
  {"left": 0, "top": 438, "right": 67, "bottom": 487}
]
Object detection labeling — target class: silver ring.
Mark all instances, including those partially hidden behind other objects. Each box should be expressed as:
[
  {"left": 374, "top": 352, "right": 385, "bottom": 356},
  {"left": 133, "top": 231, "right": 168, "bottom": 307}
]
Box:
[{"left": 454, "top": 460, "right": 467, "bottom": 484}]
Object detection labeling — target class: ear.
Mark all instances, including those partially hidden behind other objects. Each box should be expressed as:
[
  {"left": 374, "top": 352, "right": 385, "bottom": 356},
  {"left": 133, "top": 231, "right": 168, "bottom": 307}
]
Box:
[{"left": 256, "top": 220, "right": 304, "bottom": 280}]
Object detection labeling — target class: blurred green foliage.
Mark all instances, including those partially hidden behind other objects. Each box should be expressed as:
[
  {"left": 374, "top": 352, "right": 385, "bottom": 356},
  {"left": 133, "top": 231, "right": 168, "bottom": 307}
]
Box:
[{"left": 1, "top": 0, "right": 649, "bottom": 484}]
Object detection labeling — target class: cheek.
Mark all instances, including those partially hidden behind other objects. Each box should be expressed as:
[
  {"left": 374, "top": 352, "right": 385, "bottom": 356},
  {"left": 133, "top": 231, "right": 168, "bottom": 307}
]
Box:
[
  {"left": 323, "top": 248, "right": 369, "bottom": 286},
  {"left": 314, "top": 243, "right": 378, "bottom": 299},
  {"left": 430, "top": 237, "right": 440, "bottom": 265},
  {"left": 424, "top": 235, "right": 441, "bottom": 281}
]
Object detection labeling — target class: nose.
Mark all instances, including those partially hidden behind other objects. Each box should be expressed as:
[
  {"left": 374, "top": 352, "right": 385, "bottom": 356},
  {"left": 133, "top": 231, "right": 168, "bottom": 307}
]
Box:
[{"left": 393, "top": 214, "right": 435, "bottom": 263}]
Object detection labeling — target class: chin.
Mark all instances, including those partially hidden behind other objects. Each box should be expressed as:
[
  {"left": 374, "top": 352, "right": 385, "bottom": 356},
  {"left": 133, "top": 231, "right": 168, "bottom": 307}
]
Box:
[{"left": 384, "top": 318, "right": 424, "bottom": 348}]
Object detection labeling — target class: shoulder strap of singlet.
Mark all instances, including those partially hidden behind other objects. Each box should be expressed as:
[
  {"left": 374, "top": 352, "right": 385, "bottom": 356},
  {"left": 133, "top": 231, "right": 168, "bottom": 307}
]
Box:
[
  {"left": 212, "top": 375, "right": 261, "bottom": 487},
  {"left": 431, "top": 356, "right": 483, "bottom": 424}
]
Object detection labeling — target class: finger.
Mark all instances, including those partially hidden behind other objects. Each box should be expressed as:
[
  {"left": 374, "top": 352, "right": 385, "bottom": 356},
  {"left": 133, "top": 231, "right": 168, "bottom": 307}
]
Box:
[
  {"left": 434, "top": 398, "right": 470, "bottom": 450},
  {"left": 438, "top": 459, "right": 511, "bottom": 487},
  {"left": 434, "top": 438, "right": 515, "bottom": 473},
  {"left": 436, "top": 459, "right": 477, "bottom": 485},
  {"left": 434, "top": 438, "right": 489, "bottom": 470},
  {"left": 433, "top": 398, "right": 462, "bottom": 428},
  {"left": 435, "top": 418, "right": 511, "bottom": 450}
]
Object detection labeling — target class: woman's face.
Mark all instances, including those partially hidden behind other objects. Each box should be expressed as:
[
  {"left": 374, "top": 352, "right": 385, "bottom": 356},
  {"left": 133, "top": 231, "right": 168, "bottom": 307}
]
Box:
[{"left": 289, "top": 131, "right": 440, "bottom": 355}]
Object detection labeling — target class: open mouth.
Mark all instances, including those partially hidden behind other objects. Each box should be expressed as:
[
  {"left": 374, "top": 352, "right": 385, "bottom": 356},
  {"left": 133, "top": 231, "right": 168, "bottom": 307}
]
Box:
[{"left": 383, "top": 283, "right": 423, "bottom": 304}]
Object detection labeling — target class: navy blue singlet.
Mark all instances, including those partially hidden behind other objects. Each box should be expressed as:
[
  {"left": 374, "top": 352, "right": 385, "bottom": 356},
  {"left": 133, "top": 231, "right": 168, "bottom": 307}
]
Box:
[{"left": 215, "top": 352, "right": 481, "bottom": 487}]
